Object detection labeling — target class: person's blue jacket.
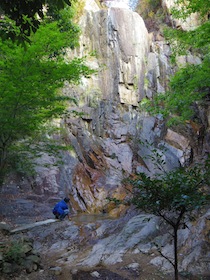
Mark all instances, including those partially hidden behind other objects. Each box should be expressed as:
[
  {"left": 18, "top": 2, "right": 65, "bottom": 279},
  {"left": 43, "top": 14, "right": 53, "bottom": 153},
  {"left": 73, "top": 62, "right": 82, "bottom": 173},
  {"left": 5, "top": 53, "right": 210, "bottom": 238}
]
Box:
[{"left": 53, "top": 199, "right": 69, "bottom": 216}]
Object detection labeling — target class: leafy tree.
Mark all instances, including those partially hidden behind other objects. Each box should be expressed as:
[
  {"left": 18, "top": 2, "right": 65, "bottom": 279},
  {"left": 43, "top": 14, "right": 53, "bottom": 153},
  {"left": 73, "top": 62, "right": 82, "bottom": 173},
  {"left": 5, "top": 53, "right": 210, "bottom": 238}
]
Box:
[
  {"left": 141, "top": 0, "right": 210, "bottom": 125},
  {"left": 0, "top": 6, "right": 94, "bottom": 183},
  {"left": 0, "top": 0, "right": 72, "bottom": 43},
  {"left": 170, "top": 0, "right": 210, "bottom": 19},
  {"left": 125, "top": 154, "right": 210, "bottom": 280},
  {"left": 142, "top": 53, "right": 210, "bottom": 125}
]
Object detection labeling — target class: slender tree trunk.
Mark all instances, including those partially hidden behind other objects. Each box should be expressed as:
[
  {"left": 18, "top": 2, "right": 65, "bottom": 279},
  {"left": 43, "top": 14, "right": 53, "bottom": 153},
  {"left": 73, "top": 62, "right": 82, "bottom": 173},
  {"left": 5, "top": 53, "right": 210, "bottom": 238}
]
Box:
[
  {"left": 173, "top": 226, "right": 179, "bottom": 280},
  {"left": 0, "top": 145, "right": 8, "bottom": 186}
]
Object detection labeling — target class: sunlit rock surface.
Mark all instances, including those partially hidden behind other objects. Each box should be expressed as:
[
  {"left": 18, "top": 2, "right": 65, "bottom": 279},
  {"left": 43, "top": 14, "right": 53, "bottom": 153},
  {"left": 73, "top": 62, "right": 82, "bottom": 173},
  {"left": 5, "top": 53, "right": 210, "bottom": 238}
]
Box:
[{"left": 77, "top": 6, "right": 149, "bottom": 105}]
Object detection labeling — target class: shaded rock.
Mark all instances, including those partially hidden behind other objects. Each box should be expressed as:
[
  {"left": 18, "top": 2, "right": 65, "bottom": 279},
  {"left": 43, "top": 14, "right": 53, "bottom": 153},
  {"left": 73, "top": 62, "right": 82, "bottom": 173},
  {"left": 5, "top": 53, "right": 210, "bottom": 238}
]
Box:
[
  {"left": 123, "top": 262, "right": 141, "bottom": 277},
  {"left": 164, "top": 129, "right": 192, "bottom": 166},
  {"left": 21, "top": 243, "right": 33, "bottom": 254},
  {"left": 0, "top": 237, "right": 42, "bottom": 277},
  {"left": 49, "top": 266, "right": 62, "bottom": 276},
  {"left": 79, "top": 214, "right": 160, "bottom": 267},
  {"left": 2, "top": 262, "right": 18, "bottom": 274},
  {"left": 24, "top": 259, "right": 38, "bottom": 273},
  {"left": 26, "top": 254, "right": 41, "bottom": 264},
  {"left": 72, "top": 268, "right": 129, "bottom": 280},
  {"left": 0, "top": 223, "right": 11, "bottom": 234}
]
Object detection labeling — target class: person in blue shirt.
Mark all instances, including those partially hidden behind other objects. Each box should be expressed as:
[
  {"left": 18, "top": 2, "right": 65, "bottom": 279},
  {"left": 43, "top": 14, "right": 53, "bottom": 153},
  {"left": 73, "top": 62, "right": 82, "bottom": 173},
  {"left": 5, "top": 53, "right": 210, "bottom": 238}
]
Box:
[{"left": 52, "top": 197, "right": 70, "bottom": 221}]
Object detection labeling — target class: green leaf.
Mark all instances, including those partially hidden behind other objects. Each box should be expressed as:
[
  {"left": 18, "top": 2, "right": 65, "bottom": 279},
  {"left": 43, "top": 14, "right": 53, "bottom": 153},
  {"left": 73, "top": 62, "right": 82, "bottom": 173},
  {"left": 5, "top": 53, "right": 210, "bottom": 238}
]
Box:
[{"left": 0, "top": 6, "right": 94, "bottom": 181}]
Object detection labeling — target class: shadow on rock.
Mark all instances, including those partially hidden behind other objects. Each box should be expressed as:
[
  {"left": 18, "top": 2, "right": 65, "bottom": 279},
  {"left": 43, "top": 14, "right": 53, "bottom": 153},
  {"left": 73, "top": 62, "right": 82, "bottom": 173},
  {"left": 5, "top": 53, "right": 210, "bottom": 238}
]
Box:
[{"left": 72, "top": 268, "right": 128, "bottom": 280}]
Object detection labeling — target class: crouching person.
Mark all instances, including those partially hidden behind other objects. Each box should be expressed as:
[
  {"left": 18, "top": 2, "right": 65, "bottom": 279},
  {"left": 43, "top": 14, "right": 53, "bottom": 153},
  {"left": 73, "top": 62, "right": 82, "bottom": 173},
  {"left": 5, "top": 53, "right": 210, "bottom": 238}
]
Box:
[{"left": 53, "top": 197, "right": 70, "bottom": 221}]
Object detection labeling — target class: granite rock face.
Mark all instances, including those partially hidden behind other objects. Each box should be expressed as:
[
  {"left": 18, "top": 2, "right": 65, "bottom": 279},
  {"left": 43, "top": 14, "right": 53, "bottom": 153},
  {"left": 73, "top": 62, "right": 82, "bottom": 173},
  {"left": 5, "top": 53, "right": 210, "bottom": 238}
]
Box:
[
  {"left": 27, "top": 0, "right": 210, "bottom": 215},
  {"left": 79, "top": 6, "right": 150, "bottom": 105}
]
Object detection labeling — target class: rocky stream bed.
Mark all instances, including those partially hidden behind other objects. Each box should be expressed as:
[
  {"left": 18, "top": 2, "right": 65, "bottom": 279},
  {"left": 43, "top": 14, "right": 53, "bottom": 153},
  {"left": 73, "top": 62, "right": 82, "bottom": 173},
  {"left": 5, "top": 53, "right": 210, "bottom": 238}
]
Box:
[
  {"left": 1, "top": 210, "right": 210, "bottom": 280},
  {"left": 0, "top": 178, "right": 209, "bottom": 280}
]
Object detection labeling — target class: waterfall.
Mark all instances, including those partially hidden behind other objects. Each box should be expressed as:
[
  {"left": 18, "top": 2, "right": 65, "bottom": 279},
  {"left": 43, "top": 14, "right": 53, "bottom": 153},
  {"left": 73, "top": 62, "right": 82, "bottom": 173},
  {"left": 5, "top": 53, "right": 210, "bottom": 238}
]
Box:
[
  {"left": 103, "top": 0, "right": 139, "bottom": 11},
  {"left": 128, "top": 0, "right": 139, "bottom": 10}
]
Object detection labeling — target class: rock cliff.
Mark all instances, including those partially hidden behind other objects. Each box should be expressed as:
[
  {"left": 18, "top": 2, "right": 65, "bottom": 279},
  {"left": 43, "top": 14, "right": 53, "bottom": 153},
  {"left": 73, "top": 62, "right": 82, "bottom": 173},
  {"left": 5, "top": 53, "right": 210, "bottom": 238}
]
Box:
[
  {"left": 29, "top": 0, "right": 209, "bottom": 214},
  {"left": 23, "top": 2, "right": 209, "bottom": 273}
]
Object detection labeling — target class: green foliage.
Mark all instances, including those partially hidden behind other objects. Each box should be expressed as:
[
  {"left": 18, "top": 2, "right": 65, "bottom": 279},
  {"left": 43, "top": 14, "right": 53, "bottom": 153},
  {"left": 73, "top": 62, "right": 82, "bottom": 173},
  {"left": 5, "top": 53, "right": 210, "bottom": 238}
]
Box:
[
  {"left": 0, "top": 0, "right": 72, "bottom": 43},
  {"left": 170, "top": 0, "right": 210, "bottom": 20},
  {"left": 125, "top": 150, "right": 209, "bottom": 280},
  {"left": 109, "top": 140, "right": 210, "bottom": 278},
  {"left": 4, "top": 241, "right": 24, "bottom": 264},
  {"left": 164, "top": 21, "right": 210, "bottom": 62},
  {"left": 142, "top": 54, "right": 210, "bottom": 125},
  {"left": 143, "top": 1, "right": 210, "bottom": 126},
  {"left": 140, "top": 140, "right": 168, "bottom": 173},
  {"left": 130, "top": 164, "right": 209, "bottom": 217},
  {"left": 0, "top": 8, "right": 95, "bottom": 182},
  {"left": 127, "top": 141, "right": 210, "bottom": 217},
  {"left": 7, "top": 125, "right": 71, "bottom": 176}
]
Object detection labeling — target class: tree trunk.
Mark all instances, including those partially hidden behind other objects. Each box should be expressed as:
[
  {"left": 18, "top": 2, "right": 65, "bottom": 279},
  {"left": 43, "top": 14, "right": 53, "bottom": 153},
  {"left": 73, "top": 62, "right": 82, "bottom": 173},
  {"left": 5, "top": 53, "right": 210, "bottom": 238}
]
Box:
[{"left": 173, "top": 226, "right": 179, "bottom": 280}]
